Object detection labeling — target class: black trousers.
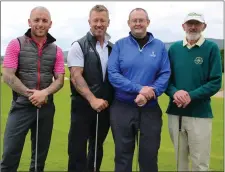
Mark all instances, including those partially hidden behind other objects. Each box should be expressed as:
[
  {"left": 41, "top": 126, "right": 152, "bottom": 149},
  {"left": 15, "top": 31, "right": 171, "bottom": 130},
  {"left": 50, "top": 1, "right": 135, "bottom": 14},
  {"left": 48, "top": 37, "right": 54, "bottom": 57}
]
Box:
[
  {"left": 110, "top": 100, "right": 162, "bottom": 172},
  {"left": 68, "top": 99, "right": 110, "bottom": 172},
  {"left": 1, "top": 101, "right": 55, "bottom": 172}
]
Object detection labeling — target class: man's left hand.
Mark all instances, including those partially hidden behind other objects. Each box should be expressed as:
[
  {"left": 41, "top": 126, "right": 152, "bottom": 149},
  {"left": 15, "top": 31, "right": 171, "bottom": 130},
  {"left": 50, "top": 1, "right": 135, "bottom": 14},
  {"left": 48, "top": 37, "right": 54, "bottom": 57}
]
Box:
[
  {"left": 27, "top": 89, "right": 48, "bottom": 107},
  {"left": 173, "top": 93, "right": 191, "bottom": 108},
  {"left": 139, "top": 86, "right": 156, "bottom": 100}
]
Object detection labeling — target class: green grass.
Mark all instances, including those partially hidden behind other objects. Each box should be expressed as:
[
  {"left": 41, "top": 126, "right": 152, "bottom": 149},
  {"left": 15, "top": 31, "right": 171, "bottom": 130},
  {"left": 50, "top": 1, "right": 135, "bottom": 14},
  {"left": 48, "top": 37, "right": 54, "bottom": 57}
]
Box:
[
  {"left": 1, "top": 69, "right": 224, "bottom": 171},
  {"left": 221, "top": 73, "right": 224, "bottom": 91}
]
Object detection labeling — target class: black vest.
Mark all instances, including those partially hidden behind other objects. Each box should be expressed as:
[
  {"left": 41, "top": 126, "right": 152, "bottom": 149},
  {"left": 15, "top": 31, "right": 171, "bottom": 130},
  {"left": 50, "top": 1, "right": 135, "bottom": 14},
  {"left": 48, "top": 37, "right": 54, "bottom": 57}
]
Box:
[
  {"left": 13, "top": 29, "right": 57, "bottom": 105},
  {"left": 70, "top": 32, "right": 114, "bottom": 105}
]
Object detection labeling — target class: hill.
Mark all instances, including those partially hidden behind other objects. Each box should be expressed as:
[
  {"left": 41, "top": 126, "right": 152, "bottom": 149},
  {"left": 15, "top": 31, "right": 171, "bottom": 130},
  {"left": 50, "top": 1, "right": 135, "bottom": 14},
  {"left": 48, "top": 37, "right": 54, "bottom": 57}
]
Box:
[
  {"left": 1, "top": 38, "right": 223, "bottom": 63},
  {"left": 61, "top": 38, "right": 223, "bottom": 62}
]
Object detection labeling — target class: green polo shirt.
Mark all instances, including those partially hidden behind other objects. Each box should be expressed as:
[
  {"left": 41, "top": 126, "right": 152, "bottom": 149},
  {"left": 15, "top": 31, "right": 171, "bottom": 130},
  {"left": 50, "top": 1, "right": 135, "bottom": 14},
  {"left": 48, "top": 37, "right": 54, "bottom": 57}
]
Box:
[{"left": 166, "top": 38, "right": 222, "bottom": 118}]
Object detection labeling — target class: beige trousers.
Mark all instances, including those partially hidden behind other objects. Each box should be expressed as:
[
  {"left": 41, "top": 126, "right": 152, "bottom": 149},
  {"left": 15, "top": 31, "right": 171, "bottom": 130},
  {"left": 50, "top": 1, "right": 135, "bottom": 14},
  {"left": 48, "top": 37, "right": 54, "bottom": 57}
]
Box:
[{"left": 168, "top": 114, "right": 212, "bottom": 171}]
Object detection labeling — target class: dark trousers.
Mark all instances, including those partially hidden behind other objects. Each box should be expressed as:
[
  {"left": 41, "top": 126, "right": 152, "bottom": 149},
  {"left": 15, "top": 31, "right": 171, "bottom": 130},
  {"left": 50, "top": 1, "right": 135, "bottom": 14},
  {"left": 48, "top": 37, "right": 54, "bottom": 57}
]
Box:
[
  {"left": 68, "top": 100, "right": 110, "bottom": 172},
  {"left": 110, "top": 100, "right": 162, "bottom": 172},
  {"left": 1, "top": 101, "right": 55, "bottom": 172}
]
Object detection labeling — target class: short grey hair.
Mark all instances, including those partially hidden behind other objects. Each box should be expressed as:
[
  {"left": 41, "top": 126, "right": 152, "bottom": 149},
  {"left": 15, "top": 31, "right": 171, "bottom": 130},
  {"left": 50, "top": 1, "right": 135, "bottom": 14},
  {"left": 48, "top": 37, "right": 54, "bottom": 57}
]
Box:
[
  {"left": 30, "top": 6, "right": 51, "bottom": 19},
  {"left": 128, "top": 8, "right": 149, "bottom": 20}
]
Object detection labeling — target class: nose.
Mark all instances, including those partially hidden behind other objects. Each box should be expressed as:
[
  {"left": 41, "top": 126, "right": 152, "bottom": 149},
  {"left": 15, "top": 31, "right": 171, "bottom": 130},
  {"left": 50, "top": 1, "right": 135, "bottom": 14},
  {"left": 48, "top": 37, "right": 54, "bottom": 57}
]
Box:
[
  {"left": 96, "top": 21, "right": 102, "bottom": 26},
  {"left": 191, "top": 24, "right": 196, "bottom": 28},
  {"left": 37, "top": 21, "right": 44, "bottom": 27},
  {"left": 135, "top": 20, "right": 141, "bottom": 25}
]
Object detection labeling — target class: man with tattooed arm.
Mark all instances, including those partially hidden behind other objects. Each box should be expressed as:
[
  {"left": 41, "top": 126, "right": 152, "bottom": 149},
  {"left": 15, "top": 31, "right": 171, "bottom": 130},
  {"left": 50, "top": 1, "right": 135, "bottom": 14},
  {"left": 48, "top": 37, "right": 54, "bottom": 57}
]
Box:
[
  {"left": 67, "top": 5, "right": 114, "bottom": 172},
  {"left": 1, "top": 6, "right": 65, "bottom": 172}
]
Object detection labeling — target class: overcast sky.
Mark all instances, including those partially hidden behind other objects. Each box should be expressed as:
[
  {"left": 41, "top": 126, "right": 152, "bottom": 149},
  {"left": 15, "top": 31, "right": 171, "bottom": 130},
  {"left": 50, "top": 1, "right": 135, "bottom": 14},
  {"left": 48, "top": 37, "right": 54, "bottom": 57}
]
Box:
[{"left": 1, "top": 1, "right": 224, "bottom": 55}]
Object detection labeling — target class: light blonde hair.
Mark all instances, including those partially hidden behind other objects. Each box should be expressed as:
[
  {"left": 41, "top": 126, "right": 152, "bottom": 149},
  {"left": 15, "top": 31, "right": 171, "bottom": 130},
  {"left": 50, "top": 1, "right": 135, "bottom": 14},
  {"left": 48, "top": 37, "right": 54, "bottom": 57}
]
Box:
[{"left": 89, "top": 5, "right": 109, "bottom": 18}]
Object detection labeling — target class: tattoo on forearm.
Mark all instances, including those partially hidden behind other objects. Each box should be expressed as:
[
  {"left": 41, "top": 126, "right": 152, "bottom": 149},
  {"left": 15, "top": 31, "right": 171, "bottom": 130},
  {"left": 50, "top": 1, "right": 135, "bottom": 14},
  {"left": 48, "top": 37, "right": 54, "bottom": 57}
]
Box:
[
  {"left": 3, "top": 73, "right": 29, "bottom": 97},
  {"left": 70, "top": 67, "right": 94, "bottom": 102},
  {"left": 45, "top": 74, "right": 64, "bottom": 95}
]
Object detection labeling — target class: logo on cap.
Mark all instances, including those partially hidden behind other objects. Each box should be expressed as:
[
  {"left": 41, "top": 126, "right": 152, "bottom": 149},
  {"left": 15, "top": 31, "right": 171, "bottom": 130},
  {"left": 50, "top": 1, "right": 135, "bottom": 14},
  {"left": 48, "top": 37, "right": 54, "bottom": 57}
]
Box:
[
  {"left": 184, "top": 12, "right": 205, "bottom": 23},
  {"left": 188, "top": 12, "right": 202, "bottom": 17}
]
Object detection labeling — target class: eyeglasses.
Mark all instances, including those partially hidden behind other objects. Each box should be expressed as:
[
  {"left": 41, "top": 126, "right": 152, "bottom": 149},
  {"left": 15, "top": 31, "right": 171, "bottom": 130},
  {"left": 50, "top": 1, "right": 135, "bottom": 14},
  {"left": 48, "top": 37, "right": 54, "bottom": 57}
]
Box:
[
  {"left": 130, "top": 19, "right": 148, "bottom": 24},
  {"left": 185, "top": 21, "right": 203, "bottom": 27}
]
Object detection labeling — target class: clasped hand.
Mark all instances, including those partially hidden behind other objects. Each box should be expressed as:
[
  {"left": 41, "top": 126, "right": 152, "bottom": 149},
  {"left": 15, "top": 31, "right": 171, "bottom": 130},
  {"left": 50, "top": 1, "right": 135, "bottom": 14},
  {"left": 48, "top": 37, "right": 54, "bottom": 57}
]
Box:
[
  {"left": 27, "top": 89, "right": 48, "bottom": 108},
  {"left": 89, "top": 97, "right": 109, "bottom": 113},
  {"left": 134, "top": 86, "right": 156, "bottom": 107},
  {"left": 173, "top": 90, "right": 191, "bottom": 108}
]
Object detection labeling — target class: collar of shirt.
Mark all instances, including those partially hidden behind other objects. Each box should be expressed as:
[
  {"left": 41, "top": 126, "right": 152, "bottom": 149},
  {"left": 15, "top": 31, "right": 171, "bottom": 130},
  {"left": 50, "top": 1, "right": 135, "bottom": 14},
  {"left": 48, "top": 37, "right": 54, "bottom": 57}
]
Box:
[
  {"left": 28, "top": 37, "right": 47, "bottom": 48},
  {"left": 88, "top": 30, "right": 110, "bottom": 81},
  {"left": 183, "top": 35, "right": 205, "bottom": 49}
]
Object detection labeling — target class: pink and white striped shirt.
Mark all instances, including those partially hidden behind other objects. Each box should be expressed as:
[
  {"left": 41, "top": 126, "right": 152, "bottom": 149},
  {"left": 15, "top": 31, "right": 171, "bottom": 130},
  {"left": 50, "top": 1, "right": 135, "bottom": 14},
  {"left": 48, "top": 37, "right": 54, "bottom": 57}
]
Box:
[{"left": 3, "top": 39, "right": 65, "bottom": 74}]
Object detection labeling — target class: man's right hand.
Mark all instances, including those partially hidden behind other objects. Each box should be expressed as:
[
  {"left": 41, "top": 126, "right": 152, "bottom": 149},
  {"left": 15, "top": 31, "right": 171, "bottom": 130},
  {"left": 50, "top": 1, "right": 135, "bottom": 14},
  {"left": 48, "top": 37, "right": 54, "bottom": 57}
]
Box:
[
  {"left": 27, "top": 89, "right": 48, "bottom": 108},
  {"left": 139, "top": 86, "right": 156, "bottom": 100},
  {"left": 134, "top": 94, "right": 147, "bottom": 107},
  {"left": 89, "top": 97, "right": 109, "bottom": 113}
]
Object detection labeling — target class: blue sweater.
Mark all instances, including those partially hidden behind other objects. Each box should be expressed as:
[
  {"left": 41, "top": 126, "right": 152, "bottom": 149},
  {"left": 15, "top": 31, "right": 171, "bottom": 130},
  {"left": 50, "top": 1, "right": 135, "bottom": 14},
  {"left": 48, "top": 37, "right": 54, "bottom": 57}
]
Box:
[{"left": 108, "top": 32, "right": 171, "bottom": 106}]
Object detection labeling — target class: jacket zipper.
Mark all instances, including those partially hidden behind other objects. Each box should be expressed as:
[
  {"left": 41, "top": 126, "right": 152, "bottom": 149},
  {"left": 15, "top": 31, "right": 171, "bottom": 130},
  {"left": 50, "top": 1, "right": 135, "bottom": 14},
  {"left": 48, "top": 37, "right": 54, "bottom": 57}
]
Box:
[
  {"left": 37, "top": 46, "right": 42, "bottom": 90},
  {"left": 131, "top": 37, "right": 154, "bottom": 52}
]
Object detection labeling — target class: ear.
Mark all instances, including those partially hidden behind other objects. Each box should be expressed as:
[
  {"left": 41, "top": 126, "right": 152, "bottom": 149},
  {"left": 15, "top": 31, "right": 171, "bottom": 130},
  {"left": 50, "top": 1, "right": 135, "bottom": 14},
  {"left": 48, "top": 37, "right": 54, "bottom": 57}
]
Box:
[
  {"left": 182, "top": 24, "right": 185, "bottom": 31},
  {"left": 49, "top": 21, "right": 52, "bottom": 28},
  {"left": 88, "top": 19, "right": 91, "bottom": 26},
  {"left": 202, "top": 23, "right": 207, "bottom": 31},
  {"left": 127, "top": 20, "right": 130, "bottom": 27},
  {"left": 108, "top": 19, "right": 110, "bottom": 26},
  {"left": 28, "top": 19, "right": 31, "bottom": 27},
  {"left": 147, "top": 19, "right": 150, "bottom": 27}
]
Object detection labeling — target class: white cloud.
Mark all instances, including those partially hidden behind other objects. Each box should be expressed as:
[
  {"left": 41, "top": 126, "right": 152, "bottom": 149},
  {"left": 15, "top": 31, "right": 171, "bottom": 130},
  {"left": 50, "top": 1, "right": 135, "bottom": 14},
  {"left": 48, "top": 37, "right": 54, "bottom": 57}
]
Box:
[{"left": 1, "top": 1, "right": 223, "bottom": 55}]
